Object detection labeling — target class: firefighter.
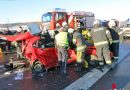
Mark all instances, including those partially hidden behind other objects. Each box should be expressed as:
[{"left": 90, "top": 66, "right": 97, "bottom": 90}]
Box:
[
  {"left": 72, "top": 26, "right": 87, "bottom": 72},
  {"left": 54, "top": 23, "right": 61, "bottom": 35},
  {"left": 108, "top": 20, "right": 123, "bottom": 61},
  {"left": 41, "top": 26, "right": 53, "bottom": 47},
  {"left": 16, "top": 26, "right": 24, "bottom": 59},
  {"left": 5, "top": 28, "right": 13, "bottom": 51},
  {"left": 55, "top": 22, "right": 69, "bottom": 75},
  {"left": 90, "top": 20, "right": 112, "bottom": 67},
  {"left": 76, "top": 19, "right": 83, "bottom": 33}
]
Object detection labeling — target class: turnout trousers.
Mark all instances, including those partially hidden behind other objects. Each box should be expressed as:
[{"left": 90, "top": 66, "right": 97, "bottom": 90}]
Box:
[
  {"left": 57, "top": 46, "right": 68, "bottom": 74},
  {"left": 110, "top": 42, "right": 119, "bottom": 59},
  {"left": 96, "top": 44, "right": 111, "bottom": 64},
  {"left": 57, "top": 46, "right": 68, "bottom": 62}
]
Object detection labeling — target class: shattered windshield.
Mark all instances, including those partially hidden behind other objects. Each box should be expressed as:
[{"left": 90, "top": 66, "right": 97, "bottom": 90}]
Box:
[{"left": 42, "top": 13, "right": 52, "bottom": 22}]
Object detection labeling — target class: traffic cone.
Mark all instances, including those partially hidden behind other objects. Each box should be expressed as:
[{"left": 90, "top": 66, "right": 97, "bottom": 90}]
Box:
[
  {"left": 9, "top": 57, "right": 13, "bottom": 70},
  {"left": 112, "top": 83, "right": 117, "bottom": 90}
]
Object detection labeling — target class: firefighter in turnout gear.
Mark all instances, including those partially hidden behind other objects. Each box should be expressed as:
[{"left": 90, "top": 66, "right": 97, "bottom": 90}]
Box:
[
  {"left": 55, "top": 22, "right": 69, "bottom": 75},
  {"left": 73, "top": 26, "right": 87, "bottom": 72},
  {"left": 108, "top": 20, "right": 123, "bottom": 61},
  {"left": 90, "top": 20, "right": 112, "bottom": 66}
]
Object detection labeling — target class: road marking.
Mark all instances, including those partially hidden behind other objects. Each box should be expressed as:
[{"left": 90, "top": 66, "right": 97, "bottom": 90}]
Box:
[
  {"left": 64, "top": 45, "right": 130, "bottom": 90},
  {"left": 64, "top": 62, "right": 117, "bottom": 90}
]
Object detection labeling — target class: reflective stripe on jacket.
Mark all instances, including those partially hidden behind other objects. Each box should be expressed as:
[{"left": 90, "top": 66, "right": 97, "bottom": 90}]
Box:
[
  {"left": 55, "top": 32, "right": 68, "bottom": 47},
  {"left": 112, "top": 40, "right": 119, "bottom": 43},
  {"left": 73, "top": 39, "right": 77, "bottom": 44},
  {"left": 77, "top": 45, "right": 86, "bottom": 51},
  {"left": 118, "top": 31, "right": 123, "bottom": 35},
  {"left": 90, "top": 27, "right": 111, "bottom": 45},
  {"left": 94, "top": 41, "right": 108, "bottom": 46}
]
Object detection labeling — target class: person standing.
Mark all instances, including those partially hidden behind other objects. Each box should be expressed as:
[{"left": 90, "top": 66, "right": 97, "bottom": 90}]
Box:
[
  {"left": 16, "top": 26, "right": 24, "bottom": 59},
  {"left": 108, "top": 20, "right": 123, "bottom": 61},
  {"left": 4, "top": 28, "right": 12, "bottom": 51},
  {"left": 72, "top": 27, "right": 87, "bottom": 72},
  {"left": 55, "top": 22, "right": 69, "bottom": 75},
  {"left": 90, "top": 20, "right": 112, "bottom": 67}
]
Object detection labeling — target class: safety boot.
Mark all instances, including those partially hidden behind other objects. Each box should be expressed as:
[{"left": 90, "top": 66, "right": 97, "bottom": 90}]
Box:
[
  {"left": 57, "top": 61, "right": 62, "bottom": 73},
  {"left": 98, "top": 61, "right": 104, "bottom": 68},
  {"left": 75, "top": 63, "right": 82, "bottom": 72},
  {"left": 59, "top": 61, "right": 62, "bottom": 69},
  {"left": 113, "top": 57, "right": 118, "bottom": 62},
  {"left": 106, "top": 60, "right": 112, "bottom": 69},
  {"left": 61, "top": 61, "right": 67, "bottom": 75},
  {"left": 106, "top": 60, "right": 112, "bottom": 65},
  {"left": 75, "top": 63, "right": 83, "bottom": 77}
]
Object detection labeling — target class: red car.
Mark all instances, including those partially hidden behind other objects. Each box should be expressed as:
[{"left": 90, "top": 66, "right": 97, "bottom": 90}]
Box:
[{"left": 0, "top": 31, "right": 97, "bottom": 74}]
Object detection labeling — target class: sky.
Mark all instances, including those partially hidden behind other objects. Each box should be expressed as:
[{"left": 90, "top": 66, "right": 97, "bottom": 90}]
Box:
[{"left": 0, "top": 0, "right": 130, "bottom": 24}]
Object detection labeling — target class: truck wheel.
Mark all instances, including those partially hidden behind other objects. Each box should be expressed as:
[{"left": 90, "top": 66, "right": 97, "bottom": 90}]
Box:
[{"left": 32, "top": 61, "right": 45, "bottom": 74}]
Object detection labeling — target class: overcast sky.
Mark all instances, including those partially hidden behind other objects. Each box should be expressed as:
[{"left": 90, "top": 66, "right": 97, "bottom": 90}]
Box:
[{"left": 0, "top": 0, "right": 130, "bottom": 24}]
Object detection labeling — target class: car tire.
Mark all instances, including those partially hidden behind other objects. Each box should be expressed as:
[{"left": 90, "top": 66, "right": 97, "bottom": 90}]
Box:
[{"left": 31, "top": 60, "right": 46, "bottom": 74}]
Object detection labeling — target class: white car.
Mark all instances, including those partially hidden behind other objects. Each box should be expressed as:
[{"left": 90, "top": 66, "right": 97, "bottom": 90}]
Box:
[{"left": 122, "top": 27, "right": 130, "bottom": 38}]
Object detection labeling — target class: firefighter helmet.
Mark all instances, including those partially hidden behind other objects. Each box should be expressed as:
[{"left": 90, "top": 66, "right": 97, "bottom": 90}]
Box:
[
  {"left": 108, "top": 20, "right": 116, "bottom": 27},
  {"left": 93, "top": 19, "right": 100, "bottom": 25},
  {"left": 68, "top": 28, "right": 74, "bottom": 33},
  {"left": 56, "top": 23, "right": 61, "bottom": 28},
  {"left": 17, "top": 26, "right": 23, "bottom": 32},
  {"left": 77, "top": 22, "right": 81, "bottom": 29},
  {"left": 62, "top": 22, "right": 68, "bottom": 27}
]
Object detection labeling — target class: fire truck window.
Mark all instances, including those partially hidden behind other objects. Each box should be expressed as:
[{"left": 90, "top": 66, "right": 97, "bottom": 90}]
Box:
[
  {"left": 55, "top": 13, "right": 59, "bottom": 21},
  {"left": 42, "top": 13, "right": 52, "bottom": 22},
  {"left": 58, "top": 13, "right": 64, "bottom": 20},
  {"left": 55, "top": 13, "right": 64, "bottom": 21}
]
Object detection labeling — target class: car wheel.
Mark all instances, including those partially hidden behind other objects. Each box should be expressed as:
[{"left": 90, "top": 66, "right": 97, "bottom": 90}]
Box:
[{"left": 31, "top": 61, "right": 46, "bottom": 74}]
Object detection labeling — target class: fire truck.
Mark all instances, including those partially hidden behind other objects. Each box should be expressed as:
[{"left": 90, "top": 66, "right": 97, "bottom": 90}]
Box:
[{"left": 41, "top": 8, "right": 95, "bottom": 35}]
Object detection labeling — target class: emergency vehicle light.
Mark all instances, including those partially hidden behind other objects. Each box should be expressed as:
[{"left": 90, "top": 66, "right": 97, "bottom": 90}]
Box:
[
  {"left": 73, "top": 11, "right": 94, "bottom": 16},
  {"left": 48, "top": 8, "right": 66, "bottom": 12}
]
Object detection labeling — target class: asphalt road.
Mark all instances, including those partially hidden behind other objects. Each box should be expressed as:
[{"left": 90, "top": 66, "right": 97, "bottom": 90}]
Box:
[
  {"left": 91, "top": 39, "right": 130, "bottom": 90},
  {"left": 0, "top": 53, "right": 90, "bottom": 90}
]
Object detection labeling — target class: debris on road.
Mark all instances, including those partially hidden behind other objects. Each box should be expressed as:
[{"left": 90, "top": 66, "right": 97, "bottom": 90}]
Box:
[
  {"left": 14, "top": 69, "right": 23, "bottom": 80},
  {"left": 4, "top": 71, "right": 11, "bottom": 75}
]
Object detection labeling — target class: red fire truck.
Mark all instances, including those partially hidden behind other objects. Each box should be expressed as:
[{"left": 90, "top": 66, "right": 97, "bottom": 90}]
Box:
[{"left": 41, "top": 8, "right": 95, "bottom": 35}]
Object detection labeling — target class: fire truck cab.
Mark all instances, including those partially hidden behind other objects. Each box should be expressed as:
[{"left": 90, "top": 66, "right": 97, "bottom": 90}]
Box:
[{"left": 41, "top": 8, "right": 95, "bottom": 35}]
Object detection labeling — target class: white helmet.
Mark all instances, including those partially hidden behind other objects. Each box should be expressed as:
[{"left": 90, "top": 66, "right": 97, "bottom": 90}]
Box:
[
  {"left": 56, "top": 23, "right": 61, "bottom": 28},
  {"left": 62, "top": 21, "right": 67, "bottom": 27},
  {"left": 108, "top": 20, "right": 116, "bottom": 27},
  {"left": 43, "top": 26, "right": 48, "bottom": 31},
  {"left": 68, "top": 28, "right": 74, "bottom": 33},
  {"left": 93, "top": 19, "right": 100, "bottom": 25},
  {"left": 17, "top": 26, "right": 23, "bottom": 32}
]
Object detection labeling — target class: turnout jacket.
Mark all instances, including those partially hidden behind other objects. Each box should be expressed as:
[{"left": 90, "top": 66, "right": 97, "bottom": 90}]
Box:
[
  {"left": 90, "top": 27, "right": 112, "bottom": 46},
  {"left": 73, "top": 31, "right": 86, "bottom": 51},
  {"left": 108, "top": 26, "right": 122, "bottom": 43}
]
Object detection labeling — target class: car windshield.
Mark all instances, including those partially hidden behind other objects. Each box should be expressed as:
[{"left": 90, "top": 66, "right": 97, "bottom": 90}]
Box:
[{"left": 42, "top": 13, "right": 52, "bottom": 22}]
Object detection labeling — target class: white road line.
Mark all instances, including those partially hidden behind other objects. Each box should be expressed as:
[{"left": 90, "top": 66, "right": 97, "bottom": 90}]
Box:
[{"left": 64, "top": 44, "right": 130, "bottom": 90}]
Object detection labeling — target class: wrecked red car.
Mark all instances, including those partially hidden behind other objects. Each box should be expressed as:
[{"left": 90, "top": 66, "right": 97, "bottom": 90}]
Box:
[{"left": 0, "top": 23, "right": 97, "bottom": 74}]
